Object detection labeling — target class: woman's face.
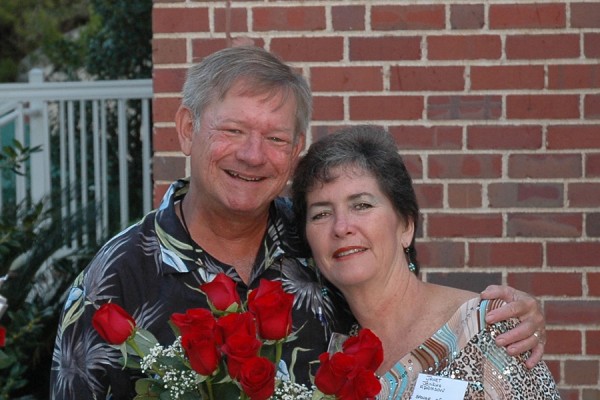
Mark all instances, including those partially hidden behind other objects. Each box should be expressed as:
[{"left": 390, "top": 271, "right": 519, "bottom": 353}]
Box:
[{"left": 305, "top": 166, "right": 414, "bottom": 290}]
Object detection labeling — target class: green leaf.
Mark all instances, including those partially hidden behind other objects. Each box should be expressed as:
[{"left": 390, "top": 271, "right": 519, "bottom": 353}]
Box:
[{"left": 0, "top": 349, "right": 16, "bottom": 369}]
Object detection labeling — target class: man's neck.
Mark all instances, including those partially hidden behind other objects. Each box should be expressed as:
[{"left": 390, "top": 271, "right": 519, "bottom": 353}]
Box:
[{"left": 178, "top": 195, "right": 270, "bottom": 284}]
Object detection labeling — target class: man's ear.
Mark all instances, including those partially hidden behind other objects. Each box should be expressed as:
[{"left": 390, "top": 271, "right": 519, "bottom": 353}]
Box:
[
  {"left": 292, "top": 133, "right": 306, "bottom": 161},
  {"left": 176, "top": 106, "right": 194, "bottom": 156}
]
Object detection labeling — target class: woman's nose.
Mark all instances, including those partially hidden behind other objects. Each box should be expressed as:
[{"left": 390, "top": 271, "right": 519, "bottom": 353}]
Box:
[{"left": 333, "top": 214, "right": 354, "bottom": 237}]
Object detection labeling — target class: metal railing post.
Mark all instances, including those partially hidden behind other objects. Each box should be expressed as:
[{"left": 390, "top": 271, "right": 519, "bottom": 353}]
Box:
[{"left": 28, "top": 69, "right": 51, "bottom": 204}]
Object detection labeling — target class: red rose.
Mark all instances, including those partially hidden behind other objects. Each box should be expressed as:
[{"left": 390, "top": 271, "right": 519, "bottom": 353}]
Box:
[
  {"left": 239, "top": 356, "right": 276, "bottom": 400},
  {"left": 335, "top": 366, "right": 382, "bottom": 400},
  {"left": 216, "top": 312, "right": 256, "bottom": 343},
  {"left": 247, "top": 279, "right": 294, "bottom": 340},
  {"left": 92, "top": 303, "right": 136, "bottom": 345},
  {"left": 221, "top": 332, "right": 262, "bottom": 379},
  {"left": 314, "top": 351, "right": 357, "bottom": 395},
  {"left": 200, "top": 273, "right": 241, "bottom": 311},
  {"left": 342, "top": 329, "right": 383, "bottom": 372},
  {"left": 0, "top": 325, "right": 6, "bottom": 347},
  {"left": 181, "top": 330, "right": 221, "bottom": 376},
  {"left": 171, "top": 308, "right": 217, "bottom": 337}
]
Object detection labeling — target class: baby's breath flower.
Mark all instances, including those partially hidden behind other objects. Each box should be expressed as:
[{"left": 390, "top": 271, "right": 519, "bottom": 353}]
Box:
[{"left": 272, "top": 381, "right": 314, "bottom": 400}]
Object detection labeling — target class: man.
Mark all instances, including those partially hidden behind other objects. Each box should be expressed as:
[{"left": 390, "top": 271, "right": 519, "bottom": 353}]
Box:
[{"left": 50, "top": 46, "right": 545, "bottom": 399}]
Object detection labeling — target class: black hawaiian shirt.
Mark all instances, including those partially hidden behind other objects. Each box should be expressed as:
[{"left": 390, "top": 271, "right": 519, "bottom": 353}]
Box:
[{"left": 50, "top": 179, "right": 352, "bottom": 400}]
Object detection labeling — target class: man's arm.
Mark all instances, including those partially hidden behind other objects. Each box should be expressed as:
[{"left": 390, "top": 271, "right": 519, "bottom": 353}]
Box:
[{"left": 480, "top": 285, "right": 545, "bottom": 369}]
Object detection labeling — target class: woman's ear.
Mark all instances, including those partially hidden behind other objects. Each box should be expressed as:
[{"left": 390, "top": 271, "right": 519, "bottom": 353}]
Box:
[
  {"left": 400, "top": 218, "right": 416, "bottom": 247},
  {"left": 176, "top": 106, "right": 194, "bottom": 156}
]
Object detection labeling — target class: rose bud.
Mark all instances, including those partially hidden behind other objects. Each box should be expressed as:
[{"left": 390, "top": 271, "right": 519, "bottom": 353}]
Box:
[
  {"left": 239, "top": 356, "right": 276, "bottom": 400},
  {"left": 248, "top": 279, "right": 294, "bottom": 341},
  {"left": 92, "top": 303, "right": 136, "bottom": 345},
  {"left": 200, "top": 273, "right": 241, "bottom": 312}
]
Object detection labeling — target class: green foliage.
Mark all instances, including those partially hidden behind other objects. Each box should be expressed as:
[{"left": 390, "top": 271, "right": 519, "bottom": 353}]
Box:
[{"left": 0, "top": 142, "right": 97, "bottom": 399}]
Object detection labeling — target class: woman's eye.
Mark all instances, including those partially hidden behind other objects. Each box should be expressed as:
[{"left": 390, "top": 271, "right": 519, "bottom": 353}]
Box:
[
  {"left": 310, "top": 211, "right": 329, "bottom": 221},
  {"left": 354, "top": 202, "right": 372, "bottom": 210}
]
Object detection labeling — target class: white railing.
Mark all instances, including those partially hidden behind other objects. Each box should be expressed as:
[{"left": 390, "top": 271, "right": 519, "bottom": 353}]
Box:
[{"left": 0, "top": 69, "right": 153, "bottom": 245}]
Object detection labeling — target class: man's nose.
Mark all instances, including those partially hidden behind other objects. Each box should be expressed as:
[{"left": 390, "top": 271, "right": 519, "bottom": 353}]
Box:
[{"left": 237, "top": 134, "right": 267, "bottom": 166}]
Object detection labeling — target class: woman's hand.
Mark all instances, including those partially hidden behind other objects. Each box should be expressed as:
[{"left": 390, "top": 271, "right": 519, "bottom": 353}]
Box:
[{"left": 480, "top": 285, "right": 545, "bottom": 369}]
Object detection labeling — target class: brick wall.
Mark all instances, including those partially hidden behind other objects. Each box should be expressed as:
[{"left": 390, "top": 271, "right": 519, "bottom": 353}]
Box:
[{"left": 152, "top": 1, "right": 600, "bottom": 397}]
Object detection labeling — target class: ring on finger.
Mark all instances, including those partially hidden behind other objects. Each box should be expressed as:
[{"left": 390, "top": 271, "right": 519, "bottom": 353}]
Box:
[{"left": 533, "top": 331, "right": 546, "bottom": 345}]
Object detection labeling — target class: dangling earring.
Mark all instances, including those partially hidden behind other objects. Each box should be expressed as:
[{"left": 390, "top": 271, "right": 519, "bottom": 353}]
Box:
[{"left": 404, "top": 246, "right": 416, "bottom": 273}]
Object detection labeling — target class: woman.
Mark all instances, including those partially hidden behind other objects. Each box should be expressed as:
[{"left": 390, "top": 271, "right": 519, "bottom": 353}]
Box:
[{"left": 292, "top": 125, "right": 560, "bottom": 399}]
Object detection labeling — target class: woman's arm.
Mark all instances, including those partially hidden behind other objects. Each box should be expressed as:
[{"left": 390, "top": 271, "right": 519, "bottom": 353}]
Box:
[{"left": 480, "top": 285, "right": 545, "bottom": 369}]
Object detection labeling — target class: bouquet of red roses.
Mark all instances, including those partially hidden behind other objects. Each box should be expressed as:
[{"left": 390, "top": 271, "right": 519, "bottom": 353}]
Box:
[{"left": 92, "top": 272, "right": 383, "bottom": 400}]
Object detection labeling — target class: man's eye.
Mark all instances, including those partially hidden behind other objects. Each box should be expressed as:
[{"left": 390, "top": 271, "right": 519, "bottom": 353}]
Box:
[{"left": 267, "top": 136, "right": 288, "bottom": 144}]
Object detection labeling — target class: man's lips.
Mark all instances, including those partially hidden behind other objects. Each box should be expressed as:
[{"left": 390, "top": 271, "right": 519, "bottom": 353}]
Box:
[
  {"left": 225, "top": 170, "right": 265, "bottom": 182},
  {"left": 333, "top": 246, "right": 367, "bottom": 259}
]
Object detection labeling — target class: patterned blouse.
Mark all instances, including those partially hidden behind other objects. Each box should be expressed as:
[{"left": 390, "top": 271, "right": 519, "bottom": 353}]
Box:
[
  {"left": 49, "top": 179, "right": 352, "bottom": 400},
  {"left": 378, "top": 297, "right": 560, "bottom": 399}
]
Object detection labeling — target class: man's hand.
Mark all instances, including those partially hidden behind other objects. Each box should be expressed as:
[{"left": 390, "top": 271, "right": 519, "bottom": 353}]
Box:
[{"left": 480, "top": 284, "right": 545, "bottom": 369}]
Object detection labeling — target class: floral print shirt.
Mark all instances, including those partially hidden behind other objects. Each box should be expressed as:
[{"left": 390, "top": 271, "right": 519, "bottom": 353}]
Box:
[{"left": 50, "top": 179, "right": 352, "bottom": 400}]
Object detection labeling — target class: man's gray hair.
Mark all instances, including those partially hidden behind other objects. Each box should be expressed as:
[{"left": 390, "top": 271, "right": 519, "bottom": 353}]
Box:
[{"left": 181, "top": 46, "right": 312, "bottom": 140}]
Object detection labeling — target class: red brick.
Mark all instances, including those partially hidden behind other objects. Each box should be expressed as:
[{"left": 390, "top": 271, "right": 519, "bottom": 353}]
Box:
[
  {"left": 428, "top": 96, "right": 502, "bottom": 120},
  {"left": 470, "top": 243, "right": 542, "bottom": 267},
  {"left": 428, "top": 35, "right": 501, "bottom": 60},
  {"left": 153, "top": 126, "right": 180, "bottom": 153},
  {"left": 389, "top": 125, "right": 463, "bottom": 150},
  {"left": 424, "top": 272, "right": 501, "bottom": 292},
  {"left": 402, "top": 154, "right": 423, "bottom": 179},
  {"left": 547, "top": 125, "right": 600, "bottom": 149},
  {"left": 214, "top": 7, "right": 248, "bottom": 32},
  {"left": 191, "top": 39, "right": 229, "bottom": 61},
  {"left": 428, "top": 214, "right": 503, "bottom": 237},
  {"left": 332, "top": 5, "right": 365, "bottom": 31},
  {"left": 545, "top": 360, "right": 561, "bottom": 383},
  {"left": 507, "top": 213, "right": 581, "bottom": 238},
  {"left": 311, "top": 67, "right": 383, "bottom": 92},
  {"left": 390, "top": 66, "right": 464, "bottom": 91},
  {"left": 153, "top": 182, "right": 171, "bottom": 208},
  {"left": 467, "top": 125, "right": 542, "bottom": 150},
  {"left": 414, "top": 183, "right": 443, "bottom": 209},
  {"left": 508, "top": 154, "right": 582, "bottom": 179},
  {"left": 311, "top": 96, "right": 343, "bottom": 122},
  {"left": 489, "top": 183, "right": 563, "bottom": 208},
  {"left": 545, "top": 329, "right": 582, "bottom": 354},
  {"left": 506, "top": 95, "right": 579, "bottom": 119},
  {"left": 506, "top": 34, "right": 580, "bottom": 59},
  {"left": 447, "top": 183, "right": 482, "bottom": 208},
  {"left": 489, "top": 3, "right": 565, "bottom": 29},
  {"left": 417, "top": 241, "right": 466, "bottom": 268},
  {"left": 507, "top": 273, "right": 582, "bottom": 296},
  {"left": 450, "top": 4, "right": 484, "bottom": 29},
  {"left": 470, "top": 65, "right": 544, "bottom": 90},
  {"left": 254, "top": 6, "right": 325, "bottom": 31},
  {"left": 588, "top": 153, "right": 600, "bottom": 177},
  {"left": 310, "top": 125, "right": 348, "bottom": 143},
  {"left": 152, "top": 97, "right": 181, "bottom": 124},
  {"left": 271, "top": 37, "right": 343, "bottom": 62},
  {"left": 152, "top": 38, "right": 187, "bottom": 65},
  {"left": 428, "top": 154, "right": 502, "bottom": 179},
  {"left": 564, "top": 359, "right": 599, "bottom": 385},
  {"left": 548, "top": 242, "right": 600, "bottom": 267},
  {"left": 588, "top": 213, "right": 600, "bottom": 237},
  {"left": 585, "top": 33, "right": 600, "bottom": 58},
  {"left": 371, "top": 5, "right": 445, "bottom": 30},
  {"left": 569, "top": 183, "right": 600, "bottom": 207},
  {"left": 549, "top": 64, "right": 600, "bottom": 89},
  {"left": 558, "top": 388, "right": 579, "bottom": 400},
  {"left": 349, "top": 37, "right": 421, "bottom": 61},
  {"left": 590, "top": 273, "right": 600, "bottom": 296},
  {"left": 585, "top": 94, "right": 600, "bottom": 119},
  {"left": 349, "top": 95, "right": 423, "bottom": 121},
  {"left": 587, "top": 331, "right": 600, "bottom": 355},
  {"left": 153, "top": 155, "right": 186, "bottom": 182},
  {"left": 546, "top": 300, "right": 600, "bottom": 324},
  {"left": 153, "top": 7, "right": 209, "bottom": 34},
  {"left": 571, "top": 2, "right": 600, "bottom": 28},
  {"left": 153, "top": 68, "right": 187, "bottom": 94}
]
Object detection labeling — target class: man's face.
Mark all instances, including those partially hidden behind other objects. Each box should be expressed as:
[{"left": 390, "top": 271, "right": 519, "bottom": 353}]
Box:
[{"left": 182, "top": 82, "right": 304, "bottom": 217}]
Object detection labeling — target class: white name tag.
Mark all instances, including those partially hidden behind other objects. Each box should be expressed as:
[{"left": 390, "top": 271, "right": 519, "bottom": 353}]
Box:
[{"left": 409, "top": 373, "right": 468, "bottom": 400}]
